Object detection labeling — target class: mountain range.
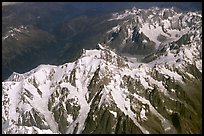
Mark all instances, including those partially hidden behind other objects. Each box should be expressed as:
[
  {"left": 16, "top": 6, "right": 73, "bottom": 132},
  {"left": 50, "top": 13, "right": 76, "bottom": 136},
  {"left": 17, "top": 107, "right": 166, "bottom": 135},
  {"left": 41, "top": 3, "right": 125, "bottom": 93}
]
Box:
[
  {"left": 2, "top": 2, "right": 202, "bottom": 81},
  {"left": 2, "top": 5, "right": 202, "bottom": 134}
]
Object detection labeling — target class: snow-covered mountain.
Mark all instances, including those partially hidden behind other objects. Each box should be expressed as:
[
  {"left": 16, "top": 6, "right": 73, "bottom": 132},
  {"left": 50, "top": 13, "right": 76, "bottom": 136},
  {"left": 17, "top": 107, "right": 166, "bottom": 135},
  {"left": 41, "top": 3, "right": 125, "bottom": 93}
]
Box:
[
  {"left": 2, "top": 7, "right": 202, "bottom": 134},
  {"left": 105, "top": 7, "right": 202, "bottom": 56}
]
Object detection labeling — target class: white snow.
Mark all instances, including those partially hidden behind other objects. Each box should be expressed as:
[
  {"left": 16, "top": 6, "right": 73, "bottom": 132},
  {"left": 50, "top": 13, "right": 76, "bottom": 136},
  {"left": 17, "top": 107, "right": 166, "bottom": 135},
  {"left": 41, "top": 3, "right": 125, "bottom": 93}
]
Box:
[
  {"left": 7, "top": 82, "right": 23, "bottom": 122},
  {"left": 184, "top": 48, "right": 193, "bottom": 60},
  {"left": 107, "top": 25, "right": 120, "bottom": 33},
  {"left": 148, "top": 15, "right": 154, "bottom": 19},
  {"left": 139, "top": 76, "right": 151, "bottom": 90},
  {"left": 67, "top": 114, "right": 73, "bottom": 123},
  {"left": 2, "top": 35, "right": 9, "bottom": 40},
  {"left": 186, "top": 72, "right": 195, "bottom": 79},
  {"left": 109, "top": 110, "right": 117, "bottom": 118},
  {"left": 161, "top": 19, "right": 171, "bottom": 29},
  {"left": 195, "top": 60, "right": 202, "bottom": 73},
  {"left": 170, "top": 89, "right": 176, "bottom": 93},
  {"left": 166, "top": 108, "right": 173, "bottom": 114},
  {"left": 13, "top": 28, "right": 21, "bottom": 33},
  {"left": 97, "top": 43, "right": 105, "bottom": 50},
  {"left": 160, "top": 66, "right": 183, "bottom": 83},
  {"left": 140, "top": 107, "right": 147, "bottom": 121},
  {"left": 139, "top": 23, "right": 167, "bottom": 47},
  {"left": 142, "top": 39, "right": 148, "bottom": 43},
  {"left": 148, "top": 52, "right": 178, "bottom": 66}
]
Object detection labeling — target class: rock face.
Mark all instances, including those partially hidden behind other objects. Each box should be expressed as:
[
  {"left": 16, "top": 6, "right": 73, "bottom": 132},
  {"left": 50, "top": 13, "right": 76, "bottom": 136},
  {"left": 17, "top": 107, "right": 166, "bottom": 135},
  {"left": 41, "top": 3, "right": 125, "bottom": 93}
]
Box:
[{"left": 2, "top": 7, "right": 202, "bottom": 134}]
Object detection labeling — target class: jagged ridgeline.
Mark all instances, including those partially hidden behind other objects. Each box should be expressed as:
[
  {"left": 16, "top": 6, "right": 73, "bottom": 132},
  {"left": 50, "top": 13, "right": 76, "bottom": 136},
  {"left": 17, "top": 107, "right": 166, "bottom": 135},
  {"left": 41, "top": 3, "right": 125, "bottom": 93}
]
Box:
[{"left": 2, "top": 6, "right": 202, "bottom": 134}]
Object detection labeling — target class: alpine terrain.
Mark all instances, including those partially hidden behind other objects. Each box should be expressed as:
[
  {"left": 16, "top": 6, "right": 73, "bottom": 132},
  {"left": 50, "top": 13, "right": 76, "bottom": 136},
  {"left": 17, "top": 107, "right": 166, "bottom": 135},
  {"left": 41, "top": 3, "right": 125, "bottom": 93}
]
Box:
[{"left": 2, "top": 7, "right": 202, "bottom": 134}]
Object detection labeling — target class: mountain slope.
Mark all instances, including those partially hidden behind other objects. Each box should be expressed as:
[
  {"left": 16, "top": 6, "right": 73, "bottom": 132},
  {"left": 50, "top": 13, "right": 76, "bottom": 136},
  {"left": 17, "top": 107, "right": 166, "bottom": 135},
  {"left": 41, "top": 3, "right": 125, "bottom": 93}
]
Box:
[
  {"left": 2, "top": 7, "right": 202, "bottom": 134},
  {"left": 2, "top": 42, "right": 202, "bottom": 134}
]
